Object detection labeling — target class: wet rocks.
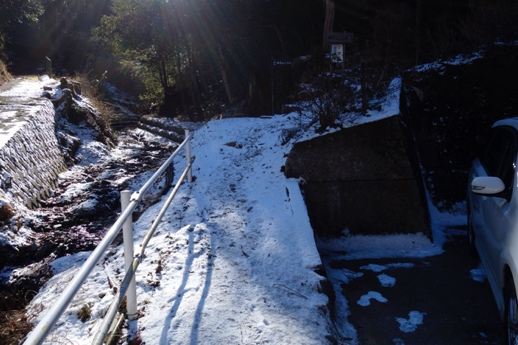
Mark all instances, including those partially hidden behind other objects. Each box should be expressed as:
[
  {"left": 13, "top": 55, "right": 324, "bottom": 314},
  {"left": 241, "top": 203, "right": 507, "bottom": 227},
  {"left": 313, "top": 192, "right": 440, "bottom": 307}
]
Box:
[
  {"left": 3, "top": 130, "right": 176, "bottom": 291},
  {"left": 57, "top": 131, "right": 81, "bottom": 165},
  {"left": 138, "top": 116, "right": 187, "bottom": 141},
  {"left": 6, "top": 254, "right": 55, "bottom": 292},
  {"left": 0, "top": 77, "right": 186, "bottom": 306},
  {"left": 59, "top": 77, "right": 81, "bottom": 97}
]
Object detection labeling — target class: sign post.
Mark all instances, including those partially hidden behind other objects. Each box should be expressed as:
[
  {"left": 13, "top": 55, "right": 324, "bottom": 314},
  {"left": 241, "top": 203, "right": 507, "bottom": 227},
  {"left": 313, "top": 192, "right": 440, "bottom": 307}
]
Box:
[
  {"left": 324, "top": 32, "right": 353, "bottom": 75},
  {"left": 324, "top": 32, "right": 354, "bottom": 44},
  {"left": 271, "top": 58, "right": 292, "bottom": 115}
]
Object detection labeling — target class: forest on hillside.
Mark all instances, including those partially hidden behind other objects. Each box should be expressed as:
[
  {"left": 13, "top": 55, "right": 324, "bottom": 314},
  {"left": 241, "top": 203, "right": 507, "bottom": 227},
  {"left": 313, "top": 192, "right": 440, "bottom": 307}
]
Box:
[{"left": 1, "top": 0, "right": 517, "bottom": 119}]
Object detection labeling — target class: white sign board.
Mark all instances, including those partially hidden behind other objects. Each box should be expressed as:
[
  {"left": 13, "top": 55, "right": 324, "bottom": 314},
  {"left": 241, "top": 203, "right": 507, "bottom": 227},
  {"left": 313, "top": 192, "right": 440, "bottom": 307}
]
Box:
[{"left": 331, "top": 44, "right": 343, "bottom": 64}]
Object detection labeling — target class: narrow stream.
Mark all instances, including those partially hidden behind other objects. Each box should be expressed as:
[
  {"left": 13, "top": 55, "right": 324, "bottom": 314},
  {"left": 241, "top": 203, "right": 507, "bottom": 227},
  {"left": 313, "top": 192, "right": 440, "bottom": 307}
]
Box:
[{"left": 0, "top": 127, "right": 178, "bottom": 344}]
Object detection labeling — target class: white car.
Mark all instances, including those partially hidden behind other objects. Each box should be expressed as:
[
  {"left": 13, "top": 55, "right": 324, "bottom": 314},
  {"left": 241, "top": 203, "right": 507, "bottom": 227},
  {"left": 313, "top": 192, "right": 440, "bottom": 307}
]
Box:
[{"left": 467, "top": 117, "right": 518, "bottom": 345}]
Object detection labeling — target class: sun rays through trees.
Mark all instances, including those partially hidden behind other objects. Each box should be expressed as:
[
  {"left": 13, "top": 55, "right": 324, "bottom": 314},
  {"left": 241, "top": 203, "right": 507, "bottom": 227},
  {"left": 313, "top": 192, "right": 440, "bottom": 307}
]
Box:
[
  {"left": 89, "top": 0, "right": 322, "bottom": 119},
  {"left": 2, "top": 1, "right": 518, "bottom": 118}
]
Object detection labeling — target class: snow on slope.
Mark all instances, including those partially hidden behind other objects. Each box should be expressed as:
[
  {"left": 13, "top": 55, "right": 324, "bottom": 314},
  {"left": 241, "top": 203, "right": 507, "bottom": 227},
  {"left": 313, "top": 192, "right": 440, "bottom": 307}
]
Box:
[{"left": 26, "top": 114, "right": 339, "bottom": 344}]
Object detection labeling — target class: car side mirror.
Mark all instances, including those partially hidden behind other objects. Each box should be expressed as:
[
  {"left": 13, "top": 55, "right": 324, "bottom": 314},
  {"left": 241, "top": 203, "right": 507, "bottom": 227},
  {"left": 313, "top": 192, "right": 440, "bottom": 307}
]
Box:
[{"left": 471, "top": 176, "right": 506, "bottom": 195}]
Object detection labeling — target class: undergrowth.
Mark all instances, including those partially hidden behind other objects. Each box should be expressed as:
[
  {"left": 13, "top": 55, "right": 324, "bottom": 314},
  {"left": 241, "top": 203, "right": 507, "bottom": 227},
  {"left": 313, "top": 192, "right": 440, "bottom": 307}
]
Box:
[
  {"left": 0, "top": 288, "right": 36, "bottom": 344},
  {"left": 73, "top": 74, "right": 118, "bottom": 145},
  {"left": 0, "top": 59, "right": 11, "bottom": 86}
]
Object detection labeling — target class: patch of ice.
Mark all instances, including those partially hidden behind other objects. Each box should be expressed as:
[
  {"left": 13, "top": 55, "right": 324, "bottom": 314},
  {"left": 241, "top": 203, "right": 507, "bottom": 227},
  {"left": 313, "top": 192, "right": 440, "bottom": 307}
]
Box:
[
  {"left": 327, "top": 268, "right": 363, "bottom": 284},
  {"left": 318, "top": 233, "right": 442, "bottom": 260},
  {"left": 357, "top": 291, "right": 388, "bottom": 306},
  {"left": 361, "top": 264, "right": 386, "bottom": 272},
  {"left": 470, "top": 263, "right": 487, "bottom": 283},
  {"left": 361, "top": 262, "right": 415, "bottom": 273},
  {"left": 378, "top": 273, "right": 396, "bottom": 287},
  {"left": 396, "top": 311, "right": 426, "bottom": 333}
]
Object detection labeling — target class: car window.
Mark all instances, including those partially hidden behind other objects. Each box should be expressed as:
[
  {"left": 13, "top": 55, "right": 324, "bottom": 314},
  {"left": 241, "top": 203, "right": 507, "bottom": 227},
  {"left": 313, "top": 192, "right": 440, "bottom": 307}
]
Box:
[
  {"left": 500, "top": 137, "right": 516, "bottom": 190},
  {"left": 479, "top": 126, "right": 517, "bottom": 195},
  {"left": 480, "top": 129, "right": 506, "bottom": 176}
]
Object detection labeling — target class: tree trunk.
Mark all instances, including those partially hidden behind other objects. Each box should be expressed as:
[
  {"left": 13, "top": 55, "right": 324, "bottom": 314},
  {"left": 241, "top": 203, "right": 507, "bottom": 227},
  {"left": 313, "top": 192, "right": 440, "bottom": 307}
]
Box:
[
  {"left": 323, "top": 0, "right": 335, "bottom": 39},
  {"left": 186, "top": 45, "right": 200, "bottom": 113},
  {"left": 218, "top": 43, "right": 234, "bottom": 104},
  {"left": 415, "top": 0, "right": 422, "bottom": 65},
  {"left": 361, "top": 61, "right": 367, "bottom": 115},
  {"left": 270, "top": 25, "right": 288, "bottom": 57},
  {"left": 158, "top": 57, "right": 168, "bottom": 90}
]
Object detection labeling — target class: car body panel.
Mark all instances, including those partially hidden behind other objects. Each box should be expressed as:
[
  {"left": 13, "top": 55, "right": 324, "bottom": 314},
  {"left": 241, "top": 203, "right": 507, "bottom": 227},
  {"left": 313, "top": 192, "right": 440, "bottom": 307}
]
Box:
[
  {"left": 469, "top": 163, "right": 507, "bottom": 315},
  {"left": 468, "top": 118, "right": 518, "bottom": 321}
]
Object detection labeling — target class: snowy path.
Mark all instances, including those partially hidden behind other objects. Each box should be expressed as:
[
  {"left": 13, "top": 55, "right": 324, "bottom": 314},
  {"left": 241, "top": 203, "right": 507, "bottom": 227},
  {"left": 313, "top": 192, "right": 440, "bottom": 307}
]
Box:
[
  {"left": 27, "top": 116, "right": 337, "bottom": 344},
  {"left": 0, "top": 76, "right": 54, "bottom": 148}
]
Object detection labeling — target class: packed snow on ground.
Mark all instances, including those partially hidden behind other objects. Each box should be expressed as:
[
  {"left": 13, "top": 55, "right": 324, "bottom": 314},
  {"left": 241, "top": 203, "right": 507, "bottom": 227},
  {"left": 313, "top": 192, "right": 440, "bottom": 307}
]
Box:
[
  {"left": 9, "top": 71, "right": 468, "bottom": 344},
  {"left": 24, "top": 113, "right": 336, "bottom": 344}
]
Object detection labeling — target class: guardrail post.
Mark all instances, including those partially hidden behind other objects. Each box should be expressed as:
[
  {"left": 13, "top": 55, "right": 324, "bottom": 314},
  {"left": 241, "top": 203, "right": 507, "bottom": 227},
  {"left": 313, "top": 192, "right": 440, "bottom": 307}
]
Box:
[
  {"left": 25, "top": 135, "right": 195, "bottom": 344},
  {"left": 121, "top": 190, "right": 137, "bottom": 320},
  {"left": 186, "top": 130, "right": 192, "bottom": 183},
  {"left": 45, "top": 56, "right": 52, "bottom": 76}
]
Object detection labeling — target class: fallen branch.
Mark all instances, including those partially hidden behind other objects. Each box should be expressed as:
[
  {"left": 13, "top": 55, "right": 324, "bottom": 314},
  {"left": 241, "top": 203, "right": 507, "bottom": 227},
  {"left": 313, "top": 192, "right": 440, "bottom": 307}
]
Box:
[{"left": 272, "top": 284, "right": 308, "bottom": 299}]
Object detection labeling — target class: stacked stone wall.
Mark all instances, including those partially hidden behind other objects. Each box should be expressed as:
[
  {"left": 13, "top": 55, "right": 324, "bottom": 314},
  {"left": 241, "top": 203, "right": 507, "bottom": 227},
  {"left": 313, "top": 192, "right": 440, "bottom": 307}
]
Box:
[{"left": 0, "top": 99, "right": 67, "bottom": 208}]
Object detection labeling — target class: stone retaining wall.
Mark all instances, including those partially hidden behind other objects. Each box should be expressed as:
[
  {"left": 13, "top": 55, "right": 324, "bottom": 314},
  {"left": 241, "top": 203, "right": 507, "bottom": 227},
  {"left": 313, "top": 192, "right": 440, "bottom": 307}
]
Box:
[{"left": 0, "top": 99, "right": 67, "bottom": 208}]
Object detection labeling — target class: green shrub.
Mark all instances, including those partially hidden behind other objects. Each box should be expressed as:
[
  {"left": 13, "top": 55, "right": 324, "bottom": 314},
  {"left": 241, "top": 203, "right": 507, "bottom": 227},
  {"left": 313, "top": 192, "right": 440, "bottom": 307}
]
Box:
[{"left": 0, "top": 59, "right": 11, "bottom": 86}]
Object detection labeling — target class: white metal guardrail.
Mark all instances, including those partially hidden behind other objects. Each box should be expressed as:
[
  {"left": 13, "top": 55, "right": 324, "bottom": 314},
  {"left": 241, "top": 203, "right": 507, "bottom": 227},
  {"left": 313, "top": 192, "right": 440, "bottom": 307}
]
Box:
[{"left": 23, "top": 130, "right": 194, "bottom": 345}]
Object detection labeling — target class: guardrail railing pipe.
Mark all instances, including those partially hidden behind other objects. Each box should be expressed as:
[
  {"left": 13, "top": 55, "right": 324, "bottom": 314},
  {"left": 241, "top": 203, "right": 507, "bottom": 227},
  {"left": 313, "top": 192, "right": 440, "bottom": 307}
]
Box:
[
  {"left": 121, "top": 190, "right": 137, "bottom": 320},
  {"left": 186, "top": 130, "right": 192, "bottom": 183},
  {"left": 23, "top": 132, "right": 194, "bottom": 345},
  {"left": 23, "top": 199, "right": 139, "bottom": 345},
  {"left": 93, "top": 158, "right": 195, "bottom": 344}
]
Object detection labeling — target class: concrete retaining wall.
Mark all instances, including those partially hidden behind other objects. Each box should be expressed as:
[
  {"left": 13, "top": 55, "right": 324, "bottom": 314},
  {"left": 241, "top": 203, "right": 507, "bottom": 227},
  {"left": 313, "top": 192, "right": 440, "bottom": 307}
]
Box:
[
  {"left": 285, "top": 115, "right": 431, "bottom": 238},
  {"left": 0, "top": 99, "right": 67, "bottom": 208}
]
